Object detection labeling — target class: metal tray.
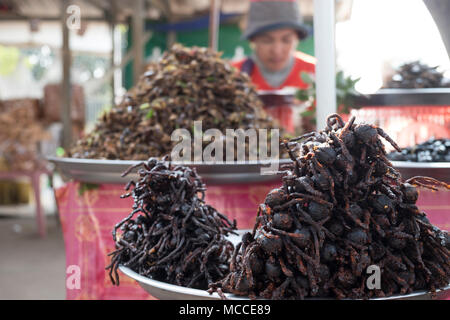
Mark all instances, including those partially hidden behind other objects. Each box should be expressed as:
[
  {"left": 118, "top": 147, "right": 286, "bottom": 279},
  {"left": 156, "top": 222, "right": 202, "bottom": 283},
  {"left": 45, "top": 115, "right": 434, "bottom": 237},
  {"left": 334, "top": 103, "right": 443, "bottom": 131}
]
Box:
[
  {"left": 118, "top": 230, "right": 450, "bottom": 301},
  {"left": 391, "top": 161, "right": 450, "bottom": 182},
  {"left": 119, "top": 265, "right": 450, "bottom": 300},
  {"left": 120, "top": 230, "right": 249, "bottom": 300},
  {"left": 47, "top": 157, "right": 290, "bottom": 185},
  {"left": 354, "top": 88, "right": 450, "bottom": 106},
  {"left": 47, "top": 157, "right": 450, "bottom": 184},
  {"left": 119, "top": 226, "right": 449, "bottom": 301}
]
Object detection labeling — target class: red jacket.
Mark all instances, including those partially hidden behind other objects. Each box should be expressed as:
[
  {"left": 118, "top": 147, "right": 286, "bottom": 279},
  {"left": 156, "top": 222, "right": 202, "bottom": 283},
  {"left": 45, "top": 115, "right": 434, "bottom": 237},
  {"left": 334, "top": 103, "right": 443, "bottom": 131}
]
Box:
[{"left": 232, "top": 51, "right": 316, "bottom": 90}]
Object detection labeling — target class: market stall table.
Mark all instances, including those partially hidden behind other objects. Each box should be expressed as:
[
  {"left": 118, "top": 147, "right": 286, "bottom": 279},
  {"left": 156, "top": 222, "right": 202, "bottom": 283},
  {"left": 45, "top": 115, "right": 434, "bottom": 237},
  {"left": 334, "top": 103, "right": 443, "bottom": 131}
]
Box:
[
  {"left": 51, "top": 156, "right": 450, "bottom": 300},
  {"left": 56, "top": 180, "right": 284, "bottom": 299},
  {"left": 0, "top": 170, "right": 49, "bottom": 237},
  {"left": 54, "top": 182, "right": 449, "bottom": 299},
  {"left": 352, "top": 88, "right": 450, "bottom": 148}
]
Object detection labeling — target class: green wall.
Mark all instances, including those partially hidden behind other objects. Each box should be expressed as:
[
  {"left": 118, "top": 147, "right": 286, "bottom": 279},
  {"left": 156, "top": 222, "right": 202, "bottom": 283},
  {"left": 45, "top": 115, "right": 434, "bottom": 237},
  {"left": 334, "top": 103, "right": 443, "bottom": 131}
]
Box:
[{"left": 124, "top": 21, "right": 314, "bottom": 89}]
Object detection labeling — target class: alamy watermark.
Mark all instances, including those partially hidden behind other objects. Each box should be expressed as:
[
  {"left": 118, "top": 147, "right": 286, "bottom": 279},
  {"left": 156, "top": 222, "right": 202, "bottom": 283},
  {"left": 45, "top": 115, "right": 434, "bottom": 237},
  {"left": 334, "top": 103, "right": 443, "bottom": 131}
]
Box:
[
  {"left": 66, "top": 4, "right": 81, "bottom": 30},
  {"left": 66, "top": 265, "right": 81, "bottom": 290},
  {"left": 366, "top": 265, "right": 381, "bottom": 290},
  {"left": 170, "top": 121, "right": 280, "bottom": 174}
]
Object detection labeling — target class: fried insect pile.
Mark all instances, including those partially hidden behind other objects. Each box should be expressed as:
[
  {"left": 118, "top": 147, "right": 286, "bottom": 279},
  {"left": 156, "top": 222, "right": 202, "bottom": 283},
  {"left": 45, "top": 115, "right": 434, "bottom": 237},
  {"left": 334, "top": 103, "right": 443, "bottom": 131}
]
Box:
[
  {"left": 0, "top": 103, "right": 49, "bottom": 171},
  {"left": 106, "top": 158, "right": 237, "bottom": 289},
  {"left": 70, "top": 44, "right": 278, "bottom": 160},
  {"left": 388, "top": 138, "right": 450, "bottom": 163},
  {"left": 209, "top": 114, "right": 450, "bottom": 299},
  {"left": 386, "top": 61, "right": 449, "bottom": 89}
]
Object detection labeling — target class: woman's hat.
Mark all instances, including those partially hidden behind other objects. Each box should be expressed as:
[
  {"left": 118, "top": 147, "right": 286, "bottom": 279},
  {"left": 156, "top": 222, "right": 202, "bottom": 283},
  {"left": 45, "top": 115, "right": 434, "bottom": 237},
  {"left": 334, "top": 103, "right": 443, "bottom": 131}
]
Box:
[{"left": 242, "top": 0, "right": 309, "bottom": 40}]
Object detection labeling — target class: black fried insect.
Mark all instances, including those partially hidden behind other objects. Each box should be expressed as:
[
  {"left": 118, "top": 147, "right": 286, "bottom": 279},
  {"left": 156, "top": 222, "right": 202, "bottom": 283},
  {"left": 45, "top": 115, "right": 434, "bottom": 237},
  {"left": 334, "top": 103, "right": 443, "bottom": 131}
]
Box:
[
  {"left": 209, "top": 114, "right": 450, "bottom": 299},
  {"left": 106, "top": 157, "right": 237, "bottom": 289},
  {"left": 388, "top": 138, "right": 450, "bottom": 163}
]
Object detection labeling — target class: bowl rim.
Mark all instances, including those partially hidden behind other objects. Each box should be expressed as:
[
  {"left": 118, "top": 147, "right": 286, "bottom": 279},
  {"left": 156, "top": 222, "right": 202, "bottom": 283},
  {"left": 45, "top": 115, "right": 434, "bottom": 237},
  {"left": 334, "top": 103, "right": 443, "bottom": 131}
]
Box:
[{"left": 118, "top": 265, "right": 450, "bottom": 300}]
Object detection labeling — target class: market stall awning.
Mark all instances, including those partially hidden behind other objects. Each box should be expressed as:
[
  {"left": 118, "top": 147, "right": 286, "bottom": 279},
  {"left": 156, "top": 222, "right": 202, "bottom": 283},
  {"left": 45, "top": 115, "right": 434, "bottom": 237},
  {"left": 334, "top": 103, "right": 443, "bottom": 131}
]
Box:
[{"left": 0, "top": 0, "right": 316, "bottom": 22}]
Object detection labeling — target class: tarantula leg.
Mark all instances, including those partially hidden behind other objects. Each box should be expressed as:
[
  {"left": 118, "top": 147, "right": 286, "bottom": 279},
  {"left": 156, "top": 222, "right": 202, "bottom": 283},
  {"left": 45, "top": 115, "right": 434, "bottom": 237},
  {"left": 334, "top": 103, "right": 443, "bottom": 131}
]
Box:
[
  {"left": 230, "top": 242, "right": 242, "bottom": 272},
  {"left": 273, "top": 198, "right": 305, "bottom": 211},
  {"left": 312, "top": 158, "right": 337, "bottom": 205},
  {"left": 112, "top": 208, "right": 143, "bottom": 242},
  {"left": 406, "top": 176, "right": 450, "bottom": 191},
  {"left": 307, "top": 265, "right": 320, "bottom": 296},
  {"left": 186, "top": 270, "right": 206, "bottom": 288},
  {"left": 284, "top": 237, "right": 317, "bottom": 267},
  {"left": 385, "top": 268, "right": 410, "bottom": 294},
  {"left": 282, "top": 141, "right": 302, "bottom": 174},
  {"left": 272, "top": 278, "right": 292, "bottom": 300},
  {"left": 330, "top": 132, "right": 354, "bottom": 164},
  {"left": 325, "top": 113, "right": 345, "bottom": 131},
  {"left": 260, "top": 282, "right": 276, "bottom": 299},
  {"left": 358, "top": 145, "right": 367, "bottom": 165},
  {"left": 243, "top": 242, "right": 259, "bottom": 287},
  {"left": 105, "top": 252, "right": 121, "bottom": 285},
  {"left": 202, "top": 244, "right": 220, "bottom": 265},
  {"left": 296, "top": 256, "right": 308, "bottom": 275},
  {"left": 279, "top": 256, "right": 294, "bottom": 278},
  {"left": 287, "top": 192, "right": 334, "bottom": 207},
  {"left": 343, "top": 201, "right": 369, "bottom": 230},
  {"left": 296, "top": 178, "right": 325, "bottom": 197},
  {"left": 330, "top": 286, "right": 346, "bottom": 300},
  {"left": 375, "top": 127, "right": 402, "bottom": 152},
  {"left": 288, "top": 131, "right": 317, "bottom": 142},
  {"left": 123, "top": 250, "right": 145, "bottom": 267},
  {"left": 413, "top": 243, "right": 432, "bottom": 280},
  {"left": 292, "top": 278, "right": 307, "bottom": 299},
  {"left": 121, "top": 161, "right": 147, "bottom": 177},
  {"left": 347, "top": 247, "right": 359, "bottom": 276},
  {"left": 309, "top": 227, "right": 321, "bottom": 263},
  {"left": 339, "top": 115, "right": 356, "bottom": 138}
]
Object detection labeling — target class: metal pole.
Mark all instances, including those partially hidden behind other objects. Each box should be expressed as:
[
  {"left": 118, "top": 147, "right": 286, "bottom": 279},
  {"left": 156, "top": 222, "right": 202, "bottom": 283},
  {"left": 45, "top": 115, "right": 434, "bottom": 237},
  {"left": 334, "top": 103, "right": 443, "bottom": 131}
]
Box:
[
  {"left": 61, "top": 0, "right": 72, "bottom": 149},
  {"left": 209, "top": 0, "right": 221, "bottom": 51},
  {"left": 132, "top": 0, "right": 145, "bottom": 85},
  {"left": 313, "top": 0, "right": 336, "bottom": 131}
]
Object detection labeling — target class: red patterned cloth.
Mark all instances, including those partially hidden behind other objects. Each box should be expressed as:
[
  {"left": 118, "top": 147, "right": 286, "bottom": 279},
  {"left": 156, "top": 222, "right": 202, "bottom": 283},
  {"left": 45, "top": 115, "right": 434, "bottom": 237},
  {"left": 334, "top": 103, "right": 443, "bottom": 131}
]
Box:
[
  {"left": 55, "top": 179, "right": 280, "bottom": 299},
  {"left": 351, "top": 106, "right": 450, "bottom": 149}
]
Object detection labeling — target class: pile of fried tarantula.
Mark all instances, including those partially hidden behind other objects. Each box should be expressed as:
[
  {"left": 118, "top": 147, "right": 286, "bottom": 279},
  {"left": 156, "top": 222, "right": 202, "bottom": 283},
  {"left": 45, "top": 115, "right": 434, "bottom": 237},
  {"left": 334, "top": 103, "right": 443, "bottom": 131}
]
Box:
[{"left": 209, "top": 114, "right": 450, "bottom": 299}]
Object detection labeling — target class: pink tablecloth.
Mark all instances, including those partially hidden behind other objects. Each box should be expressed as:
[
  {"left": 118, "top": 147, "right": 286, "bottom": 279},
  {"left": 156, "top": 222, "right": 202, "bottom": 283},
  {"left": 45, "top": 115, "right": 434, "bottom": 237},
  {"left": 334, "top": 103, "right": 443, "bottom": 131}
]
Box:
[
  {"left": 56, "top": 179, "right": 281, "bottom": 299},
  {"left": 351, "top": 106, "right": 450, "bottom": 149},
  {"left": 55, "top": 181, "right": 449, "bottom": 300}
]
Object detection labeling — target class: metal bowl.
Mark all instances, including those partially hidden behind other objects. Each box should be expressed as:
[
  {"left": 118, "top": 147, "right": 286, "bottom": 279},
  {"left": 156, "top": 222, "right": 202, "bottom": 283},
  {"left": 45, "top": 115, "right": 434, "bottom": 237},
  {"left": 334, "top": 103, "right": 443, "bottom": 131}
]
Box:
[
  {"left": 118, "top": 230, "right": 450, "bottom": 300},
  {"left": 119, "top": 266, "right": 247, "bottom": 300},
  {"left": 119, "top": 265, "right": 450, "bottom": 300},
  {"left": 47, "top": 157, "right": 290, "bottom": 185},
  {"left": 391, "top": 161, "right": 450, "bottom": 182},
  {"left": 119, "top": 229, "right": 250, "bottom": 300},
  {"left": 48, "top": 157, "right": 449, "bottom": 184}
]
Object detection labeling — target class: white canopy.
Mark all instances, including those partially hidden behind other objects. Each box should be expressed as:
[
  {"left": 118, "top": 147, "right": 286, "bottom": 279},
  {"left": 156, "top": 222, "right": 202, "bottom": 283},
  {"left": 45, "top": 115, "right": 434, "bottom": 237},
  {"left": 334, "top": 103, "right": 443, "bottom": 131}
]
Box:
[{"left": 0, "top": 21, "right": 111, "bottom": 54}]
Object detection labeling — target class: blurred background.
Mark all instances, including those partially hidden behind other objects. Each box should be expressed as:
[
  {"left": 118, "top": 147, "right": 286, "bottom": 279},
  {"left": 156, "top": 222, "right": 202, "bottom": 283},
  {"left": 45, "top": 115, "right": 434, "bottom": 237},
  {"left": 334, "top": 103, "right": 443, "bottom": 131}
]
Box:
[{"left": 0, "top": 0, "right": 448, "bottom": 299}]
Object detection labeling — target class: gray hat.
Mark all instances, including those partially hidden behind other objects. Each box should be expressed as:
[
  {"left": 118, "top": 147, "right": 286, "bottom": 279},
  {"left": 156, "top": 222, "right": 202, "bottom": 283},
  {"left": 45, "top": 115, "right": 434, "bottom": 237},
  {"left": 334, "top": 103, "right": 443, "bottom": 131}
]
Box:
[{"left": 242, "top": 0, "right": 309, "bottom": 40}]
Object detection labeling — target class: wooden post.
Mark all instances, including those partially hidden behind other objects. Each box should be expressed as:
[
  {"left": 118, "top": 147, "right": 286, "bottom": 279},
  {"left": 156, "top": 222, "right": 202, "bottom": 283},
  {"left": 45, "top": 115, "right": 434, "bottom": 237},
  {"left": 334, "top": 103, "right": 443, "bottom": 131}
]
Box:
[
  {"left": 209, "top": 0, "right": 221, "bottom": 51},
  {"left": 158, "top": 0, "right": 176, "bottom": 50},
  {"left": 132, "top": 0, "right": 145, "bottom": 85},
  {"left": 61, "top": 0, "right": 72, "bottom": 150},
  {"left": 110, "top": 0, "right": 117, "bottom": 106},
  {"left": 32, "top": 172, "right": 46, "bottom": 238},
  {"left": 167, "top": 26, "right": 176, "bottom": 48}
]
